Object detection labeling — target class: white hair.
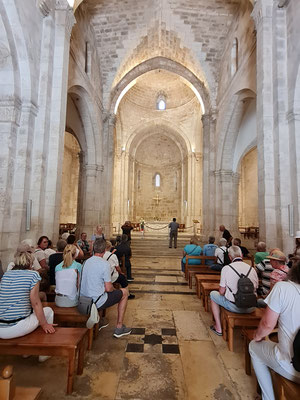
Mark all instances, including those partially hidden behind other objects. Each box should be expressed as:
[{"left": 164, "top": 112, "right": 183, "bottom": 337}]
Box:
[
  {"left": 219, "top": 238, "right": 227, "bottom": 247},
  {"left": 21, "top": 238, "right": 34, "bottom": 247},
  {"left": 228, "top": 245, "right": 242, "bottom": 259}
]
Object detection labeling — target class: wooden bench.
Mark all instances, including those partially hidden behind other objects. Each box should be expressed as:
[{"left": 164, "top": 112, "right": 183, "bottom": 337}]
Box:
[
  {"left": 0, "top": 365, "right": 42, "bottom": 400},
  {"left": 242, "top": 329, "right": 300, "bottom": 399},
  {"left": 200, "top": 282, "right": 220, "bottom": 312},
  {"left": 243, "top": 256, "right": 254, "bottom": 268},
  {"left": 42, "top": 302, "right": 100, "bottom": 350},
  {"left": 185, "top": 255, "right": 217, "bottom": 282},
  {"left": 195, "top": 274, "right": 220, "bottom": 299},
  {"left": 0, "top": 327, "right": 88, "bottom": 395},
  {"left": 221, "top": 308, "right": 264, "bottom": 352}
]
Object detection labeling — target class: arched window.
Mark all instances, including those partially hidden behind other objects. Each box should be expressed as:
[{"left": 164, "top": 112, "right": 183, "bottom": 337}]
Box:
[
  {"left": 231, "top": 38, "right": 238, "bottom": 77},
  {"left": 155, "top": 173, "right": 161, "bottom": 187},
  {"left": 156, "top": 92, "right": 166, "bottom": 110}
]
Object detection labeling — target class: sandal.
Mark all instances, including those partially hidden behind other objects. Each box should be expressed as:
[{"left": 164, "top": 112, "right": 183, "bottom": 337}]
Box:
[{"left": 210, "top": 325, "right": 222, "bottom": 336}]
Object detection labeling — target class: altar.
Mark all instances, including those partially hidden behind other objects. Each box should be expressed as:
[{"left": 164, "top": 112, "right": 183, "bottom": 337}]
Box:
[{"left": 143, "top": 221, "right": 170, "bottom": 234}]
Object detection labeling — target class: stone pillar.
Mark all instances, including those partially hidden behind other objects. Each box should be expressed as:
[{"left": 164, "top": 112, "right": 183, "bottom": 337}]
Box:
[
  {"left": 102, "top": 112, "right": 116, "bottom": 236},
  {"left": 41, "top": 0, "right": 75, "bottom": 241},
  {"left": 252, "top": 0, "right": 277, "bottom": 247},
  {"left": 202, "top": 111, "right": 217, "bottom": 237}
]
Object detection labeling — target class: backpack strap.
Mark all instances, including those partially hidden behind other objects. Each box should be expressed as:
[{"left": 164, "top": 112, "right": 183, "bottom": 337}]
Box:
[
  {"left": 228, "top": 264, "right": 241, "bottom": 278},
  {"left": 245, "top": 266, "right": 252, "bottom": 278}
]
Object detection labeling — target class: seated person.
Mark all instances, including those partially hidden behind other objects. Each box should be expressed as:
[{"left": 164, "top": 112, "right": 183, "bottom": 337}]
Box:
[
  {"left": 209, "top": 246, "right": 258, "bottom": 336},
  {"left": 77, "top": 232, "right": 91, "bottom": 257},
  {"left": 267, "top": 249, "right": 289, "bottom": 289},
  {"left": 34, "top": 236, "right": 49, "bottom": 270},
  {"left": 0, "top": 249, "right": 55, "bottom": 346},
  {"left": 103, "top": 241, "right": 135, "bottom": 300},
  {"left": 80, "top": 238, "right": 131, "bottom": 338},
  {"left": 249, "top": 260, "right": 300, "bottom": 399},
  {"left": 256, "top": 254, "right": 274, "bottom": 299},
  {"left": 116, "top": 234, "right": 133, "bottom": 281},
  {"left": 202, "top": 236, "right": 217, "bottom": 266},
  {"left": 7, "top": 240, "right": 41, "bottom": 272},
  {"left": 181, "top": 236, "right": 202, "bottom": 273},
  {"left": 44, "top": 239, "right": 56, "bottom": 265},
  {"left": 233, "top": 238, "right": 250, "bottom": 258},
  {"left": 67, "top": 234, "right": 84, "bottom": 260},
  {"left": 254, "top": 241, "right": 269, "bottom": 265},
  {"left": 219, "top": 225, "right": 232, "bottom": 246},
  {"left": 210, "top": 238, "right": 228, "bottom": 271},
  {"left": 55, "top": 244, "right": 82, "bottom": 307},
  {"left": 49, "top": 239, "right": 67, "bottom": 286}
]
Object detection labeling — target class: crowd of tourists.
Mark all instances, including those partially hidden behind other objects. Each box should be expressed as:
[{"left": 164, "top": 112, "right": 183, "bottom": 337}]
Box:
[
  {"left": 181, "top": 227, "right": 300, "bottom": 400},
  {"left": 0, "top": 225, "right": 135, "bottom": 347}
]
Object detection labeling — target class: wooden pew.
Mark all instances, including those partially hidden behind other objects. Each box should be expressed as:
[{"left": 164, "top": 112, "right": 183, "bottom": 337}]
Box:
[
  {"left": 221, "top": 308, "right": 264, "bottom": 352},
  {"left": 195, "top": 274, "right": 220, "bottom": 299},
  {"left": 185, "top": 255, "right": 218, "bottom": 288},
  {"left": 200, "top": 282, "right": 220, "bottom": 312},
  {"left": 242, "top": 329, "right": 300, "bottom": 399},
  {"left": 0, "top": 327, "right": 88, "bottom": 395},
  {"left": 42, "top": 302, "right": 100, "bottom": 350},
  {"left": 0, "top": 365, "right": 42, "bottom": 400}
]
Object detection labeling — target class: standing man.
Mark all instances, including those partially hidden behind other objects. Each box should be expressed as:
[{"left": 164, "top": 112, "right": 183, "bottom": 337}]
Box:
[
  {"left": 219, "top": 225, "right": 232, "bottom": 246},
  {"left": 169, "top": 218, "right": 179, "bottom": 248}
]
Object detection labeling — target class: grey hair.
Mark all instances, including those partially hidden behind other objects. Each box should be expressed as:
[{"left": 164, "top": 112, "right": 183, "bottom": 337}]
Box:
[
  {"left": 228, "top": 245, "right": 242, "bottom": 259},
  {"left": 93, "top": 238, "right": 106, "bottom": 254},
  {"left": 219, "top": 238, "right": 227, "bottom": 247}
]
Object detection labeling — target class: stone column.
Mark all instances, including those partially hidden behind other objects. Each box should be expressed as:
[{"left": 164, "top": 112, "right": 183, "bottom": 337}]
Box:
[
  {"left": 102, "top": 112, "right": 116, "bottom": 236},
  {"left": 41, "top": 0, "right": 75, "bottom": 241},
  {"left": 252, "top": 0, "right": 277, "bottom": 247}
]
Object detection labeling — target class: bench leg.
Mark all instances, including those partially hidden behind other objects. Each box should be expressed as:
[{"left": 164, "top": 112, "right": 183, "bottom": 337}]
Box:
[
  {"left": 77, "top": 336, "right": 86, "bottom": 375},
  {"left": 222, "top": 313, "right": 227, "bottom": 342},
  {"left": 196, "top": 282, "right": 200, "bottom": 298},
  {"left": 88, "top": 328, "right": 93, "bottom": 350},
  {"left": 94, "top": 322, "right": 99, "bottom": 339},
  {"left": 67, "top": 350, "right": 76, "bottom": 395},
  {"left": 189, "top": 274, "right": 193, "bottom": 289},
  {"left": 244, "top": 336, "right": 251, "bottom": 375},
  {"left": 227, "top": 319, "right": 234, "bottom": 352}
]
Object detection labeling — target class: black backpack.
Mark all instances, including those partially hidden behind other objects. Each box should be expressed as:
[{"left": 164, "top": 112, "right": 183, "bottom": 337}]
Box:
[
  {"left": 218, "top": 248, "right": 231, "bottom": 266},
  {"left": 227, "top": 264, "right": 257, "bottom": 308}
]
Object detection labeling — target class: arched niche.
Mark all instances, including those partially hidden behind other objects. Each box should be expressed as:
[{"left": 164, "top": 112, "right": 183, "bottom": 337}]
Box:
[
  {"left": 238, "top": 147, "right": 258, "bottom": 228},
  {"left": 60, "top": 131, "right": 81, "bottom": 225}
]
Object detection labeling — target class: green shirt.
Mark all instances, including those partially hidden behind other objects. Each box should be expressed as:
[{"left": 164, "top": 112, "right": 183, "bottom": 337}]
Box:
[{"left": 254, "top": 251, "right": 269, "bottom": 265}]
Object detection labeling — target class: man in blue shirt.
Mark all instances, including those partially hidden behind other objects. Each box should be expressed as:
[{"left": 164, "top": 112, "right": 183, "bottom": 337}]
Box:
[
  {"left": 80, "top": 238, "right": 131, "bottom": 338},
  {"left": 203, "top": 236, "right": 218, "bottom": 266}
]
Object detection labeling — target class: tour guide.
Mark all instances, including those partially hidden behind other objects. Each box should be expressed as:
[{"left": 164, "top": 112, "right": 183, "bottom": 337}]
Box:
[{"left": 169, "top": 218, "right": 179, "bottom": 248}]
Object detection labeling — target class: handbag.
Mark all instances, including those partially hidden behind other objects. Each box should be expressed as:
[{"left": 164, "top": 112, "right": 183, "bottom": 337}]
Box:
[{"left": 77, "top": 261, "right": 102, "bottom": 316}]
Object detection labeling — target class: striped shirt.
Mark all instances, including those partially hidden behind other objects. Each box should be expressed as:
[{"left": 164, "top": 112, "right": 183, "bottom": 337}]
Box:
[
  {"left": 256, "top": 259, "right": 274, "bottom": 296},
  {"left": 0, "top": 270, "right": 41, "bottom": 327}
]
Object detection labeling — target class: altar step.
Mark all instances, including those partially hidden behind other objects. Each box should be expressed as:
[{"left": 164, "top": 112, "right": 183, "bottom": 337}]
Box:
[{"left": 131, "top": 237, "right": 187, "bottom": 257}]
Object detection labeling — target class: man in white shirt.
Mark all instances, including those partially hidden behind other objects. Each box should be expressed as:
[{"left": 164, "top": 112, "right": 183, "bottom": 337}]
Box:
[
  {"left": 249, "top": 261, "right": 300, "bottom": 399},
  {"left": 210, "top": 238, "right": 228, "bottom": 271},
  {"left": 209, "top": 246, "right": 258, "bottom": 336}
]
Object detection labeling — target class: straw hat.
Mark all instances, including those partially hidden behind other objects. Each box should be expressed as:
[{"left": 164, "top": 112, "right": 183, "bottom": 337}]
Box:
[{"left": 266, "top": 249, "right": 286, "bottom": 262}]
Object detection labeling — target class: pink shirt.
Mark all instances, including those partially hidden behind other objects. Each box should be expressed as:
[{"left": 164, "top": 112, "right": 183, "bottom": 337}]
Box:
[{"left": 270, "top": 264, "right": 289, "bottom": 288}]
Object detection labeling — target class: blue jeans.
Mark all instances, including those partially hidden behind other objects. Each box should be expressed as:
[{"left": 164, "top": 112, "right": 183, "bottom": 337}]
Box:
[
  {"left": 210, "top": 291, "right": 255, "bottom": 314},
  {"left": 249, "top": 340, "right": 300, "bottom": 400}
]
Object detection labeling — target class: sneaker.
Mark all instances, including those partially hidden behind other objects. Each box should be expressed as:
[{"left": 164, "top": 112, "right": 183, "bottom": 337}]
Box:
[
  {"left": 127, "top": 277, "right": 134, "bottom": 282},
  {"left": 99, "top": 317, "right": 109, "bottom": 331},
  {"left": 38, "top": 355, "right": 51, "bottom": 363},
  {"left": 128, "top": 294, "right": 135, "bottom": 300},
  {"left": 113, "top": 325, "right": 132, "bottom": 338}
]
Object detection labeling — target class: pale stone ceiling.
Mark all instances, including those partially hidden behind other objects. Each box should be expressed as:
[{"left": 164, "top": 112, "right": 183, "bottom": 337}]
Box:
[
  {"left": 76, "top": 0, "right": 247, "bottom": 104},
  {"left": 122, "top": 70, "right": 196, "bottom": 110}
]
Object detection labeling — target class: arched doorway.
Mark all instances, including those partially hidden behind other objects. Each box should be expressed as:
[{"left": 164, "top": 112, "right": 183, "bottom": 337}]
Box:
[{"left": 59, "top": 131, "right": 81, "bottom": 228}]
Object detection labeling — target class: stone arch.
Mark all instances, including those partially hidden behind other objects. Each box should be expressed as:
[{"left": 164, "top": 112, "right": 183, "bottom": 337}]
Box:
[
  {"left": 67, "top": 85, "right": 102, "bottom": 166},
  {"left": 109, "top": 57, "right": 210, "bottom": 117},
  {"left": 216, "top": 88, "right": 256, "bottom": 171}
]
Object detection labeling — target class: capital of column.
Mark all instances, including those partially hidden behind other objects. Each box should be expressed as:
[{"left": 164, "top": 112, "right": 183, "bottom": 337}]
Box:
[
  {"left": 36, "top": 0, "right": 54, "bottom": 17},
  {"left": 0, "top": 97, "right": 22, "bottom": 125},
  {"left": 103, "top": 112, "right": 117, "bottom": 127},
  {"left": 287, "top": 110, "right": 300, "bottom": 122},
  {"left": 251, "top": 0, "right": 274, "bottom": 29},
  {"left": 55, "top": 0, "right": 76, "bottom": 35},
  {"left": 84, "top": 164, "right": 104, "bottom": 177},
  {"left": 214, "top": 169, "right": 235, "bottom": 183}
]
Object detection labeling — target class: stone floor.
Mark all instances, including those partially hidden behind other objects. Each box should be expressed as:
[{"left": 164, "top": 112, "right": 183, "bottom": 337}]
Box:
[{"left": 0, "top": 256, "right": 257, "bottom": 399}]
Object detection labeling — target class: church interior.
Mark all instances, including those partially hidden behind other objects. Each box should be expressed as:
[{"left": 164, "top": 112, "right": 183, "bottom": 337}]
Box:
[{"left": 0, "top": 0, "right": 300, "bottom": 399}]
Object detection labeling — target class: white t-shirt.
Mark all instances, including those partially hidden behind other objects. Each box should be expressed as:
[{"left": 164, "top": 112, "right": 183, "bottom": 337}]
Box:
[
  {"left": 103, "top": 251, "right": 119, "bottom": 283},
  {"left": 264, "top": 281, "right": 300, "bottom": 376},
  {"left": 220, "top": 260, "right": 258, "bottom": 302},
  {"left": 34, "top": 248, "right": 46, "bottom": 264},
  {"left": 215, "top": 246, "right": 227, "bottom": 265},
  {"left": 7, "top": 256, "right": 41, "bottom": 272}
]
